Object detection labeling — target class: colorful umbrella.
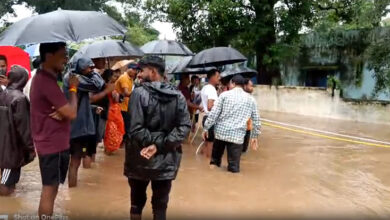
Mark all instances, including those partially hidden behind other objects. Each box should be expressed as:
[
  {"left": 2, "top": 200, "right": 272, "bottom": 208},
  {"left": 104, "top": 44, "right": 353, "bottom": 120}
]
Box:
[{"left": 0, "top": 46, "right": 31, "bottom": 77}]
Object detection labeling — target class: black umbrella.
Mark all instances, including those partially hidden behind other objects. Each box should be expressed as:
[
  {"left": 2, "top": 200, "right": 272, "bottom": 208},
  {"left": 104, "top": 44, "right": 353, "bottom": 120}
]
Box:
[
  {"left": 188, "top": 47, "right": 247, "bottom": 68},
  {"left": 0, "top": 9, "right": 127, "bottom": 45},
  {"left": 70, "top": 40, "right": 144, "bottom": 64},
  {"left": 141, "top": 40, "right": 193, "bottom": 56},
  {"left": 167, "top": 56, "right": 216, "bottom": 74},
  {"left": 220, "top": 66, "right": 258, "bottom": 85}
]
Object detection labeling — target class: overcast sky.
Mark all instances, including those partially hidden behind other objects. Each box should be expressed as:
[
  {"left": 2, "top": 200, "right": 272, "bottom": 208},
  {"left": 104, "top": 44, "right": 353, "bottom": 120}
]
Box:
[{"left": 1, "top": 3, "right": 177, "bottom": 40}]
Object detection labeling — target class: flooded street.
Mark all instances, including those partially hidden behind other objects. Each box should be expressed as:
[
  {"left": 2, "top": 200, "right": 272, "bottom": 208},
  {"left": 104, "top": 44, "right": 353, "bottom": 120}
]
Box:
[{"left": 1, "top": 111, "right": 390, "bottom": 219}]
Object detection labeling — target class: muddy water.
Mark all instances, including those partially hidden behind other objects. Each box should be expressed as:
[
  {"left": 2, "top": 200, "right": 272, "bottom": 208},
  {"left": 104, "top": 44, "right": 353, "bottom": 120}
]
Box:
[{"left": 1, "top": 111, "right": 390, "bottom": 219}]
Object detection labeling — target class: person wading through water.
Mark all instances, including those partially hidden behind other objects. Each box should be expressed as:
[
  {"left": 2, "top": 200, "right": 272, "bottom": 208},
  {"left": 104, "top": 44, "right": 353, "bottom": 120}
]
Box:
[{"left": 124, "top": 56, "right": 191, "bottom": 220}]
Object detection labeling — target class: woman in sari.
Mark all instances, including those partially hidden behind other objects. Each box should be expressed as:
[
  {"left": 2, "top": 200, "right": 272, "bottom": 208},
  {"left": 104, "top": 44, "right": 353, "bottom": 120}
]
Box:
[{"left": 102, "top": 69, "right": 125, "bottom": 154}]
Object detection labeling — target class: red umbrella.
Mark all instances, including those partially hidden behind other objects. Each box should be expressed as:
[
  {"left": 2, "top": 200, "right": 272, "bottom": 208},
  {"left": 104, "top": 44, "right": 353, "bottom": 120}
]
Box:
[{"left": 0, "top": 46, "right": 31, "bottom": 78}]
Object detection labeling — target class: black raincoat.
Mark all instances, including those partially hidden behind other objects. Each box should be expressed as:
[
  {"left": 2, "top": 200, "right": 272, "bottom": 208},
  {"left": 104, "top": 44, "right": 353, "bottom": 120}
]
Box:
[
  {"left": 0, "top": 66, "right": 35, "bottom": 168},
  {"left": 124, "top": 81, "right": 191, "bottom": 180}
]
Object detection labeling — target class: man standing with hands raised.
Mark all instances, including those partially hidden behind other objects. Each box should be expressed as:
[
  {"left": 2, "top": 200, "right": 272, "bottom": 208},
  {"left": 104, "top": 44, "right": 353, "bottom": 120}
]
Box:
[{"left": 124, "top": 56, "right": 191, "bottom": 220}]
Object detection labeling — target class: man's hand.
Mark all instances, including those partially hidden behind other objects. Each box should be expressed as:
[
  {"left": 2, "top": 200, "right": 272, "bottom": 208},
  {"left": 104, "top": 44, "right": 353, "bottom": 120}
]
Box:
[
  {"left": 49, "top": 107, "right": 63, "bottom": 121},
  {"left": 198, "top": 105, "right": 204, "bottom": 112},
  {"left": 250, "top": 138, "right": 259, "bottom": 151},
  {"left": 69, "top": 74, "right": 80, "bottom": 88},
  {"left": 140, "top": 144, "right": 157, "bottom": 160},
  {"left": 202, "top": 131, "right": 209, "bottom": 141},
  {"left": 96, "top": 106, "right": 104, "bottom": 114}
]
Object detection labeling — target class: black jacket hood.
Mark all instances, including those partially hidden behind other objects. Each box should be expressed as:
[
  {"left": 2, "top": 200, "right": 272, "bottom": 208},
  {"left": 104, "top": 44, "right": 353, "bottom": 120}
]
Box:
[
  {"left": 7, "top": 65, "right": 29, "bottom": 91},
  {"left": 142, "top": 81, "right": 181, "bottom": 103}
]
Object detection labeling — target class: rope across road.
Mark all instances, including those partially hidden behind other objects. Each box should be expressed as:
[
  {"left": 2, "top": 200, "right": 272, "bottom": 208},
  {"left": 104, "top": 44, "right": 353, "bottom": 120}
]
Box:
[{"left": 261, "top": 118, "right": 390, "bottom": 148}]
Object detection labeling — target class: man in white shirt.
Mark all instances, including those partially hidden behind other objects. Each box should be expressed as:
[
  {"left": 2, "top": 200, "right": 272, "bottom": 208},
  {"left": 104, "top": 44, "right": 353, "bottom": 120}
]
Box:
[{"left": 200, "top": 69, "right": 220, "bottom": 158}]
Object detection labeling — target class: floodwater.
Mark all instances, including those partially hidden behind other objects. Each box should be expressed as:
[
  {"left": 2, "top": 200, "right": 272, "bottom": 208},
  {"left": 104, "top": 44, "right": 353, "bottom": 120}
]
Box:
[{"left": 1, "top": 111, "right": 390, "bottom": 219}]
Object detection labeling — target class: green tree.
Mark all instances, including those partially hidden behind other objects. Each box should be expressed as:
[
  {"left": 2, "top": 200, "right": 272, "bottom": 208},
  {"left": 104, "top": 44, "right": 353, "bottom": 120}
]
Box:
[
  {"left": 145, "top": 0, "right": 390, "bottom": 89},
  {"left": 145, "top": 0, "right": 314, "bottom": 84}
]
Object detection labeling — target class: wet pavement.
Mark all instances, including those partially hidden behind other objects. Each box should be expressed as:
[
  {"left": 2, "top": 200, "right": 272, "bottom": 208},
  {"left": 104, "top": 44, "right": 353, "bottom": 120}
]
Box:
[{"left": 1, "top": 111, "right": 390, "bottom": 219}]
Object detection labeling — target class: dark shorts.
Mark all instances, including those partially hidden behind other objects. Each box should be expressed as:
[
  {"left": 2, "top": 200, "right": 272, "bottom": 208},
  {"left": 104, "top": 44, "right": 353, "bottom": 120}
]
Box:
[
  {"left": 194, "top": 114, "right": 199, "bottom": 123},
  {"left": 202, "top": 115, "right": 215, "bottom": 142},
  {"left": 38, "top": 150, "right": 70, "bottom": 186},
  {"left": 70, "top": 136, "right": 95, "bottom": 158},
  {"left": 1, "top": 168, "right": 21, "bottom": 187}
]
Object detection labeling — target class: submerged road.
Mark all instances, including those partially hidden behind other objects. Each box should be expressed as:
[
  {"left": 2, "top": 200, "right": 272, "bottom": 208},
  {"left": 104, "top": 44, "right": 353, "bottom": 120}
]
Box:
[{"left": 1, "top": 111, "right": 390, "bottom": 219}]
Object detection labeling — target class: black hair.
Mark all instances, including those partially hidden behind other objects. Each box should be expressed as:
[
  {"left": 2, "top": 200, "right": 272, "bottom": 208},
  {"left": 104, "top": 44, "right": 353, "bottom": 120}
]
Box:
[
  {"left": 39, "top": 42, "right": 66, "bottom": 62},
  {"left": 0, "top": 55, "right": 7, "bottom": 63},
  {"left": 102, "top": 69, "right": 114, "bottom": 83},
  {"left": 191, "top": 75, "right": 199, "bottom": 81},
  {"left": 244, "top": 78, "right": 251, "bottom": 85},
  {"left": 207, "top": 69, "right": 218, "bottom": 79},
  {"left": 32, "top": 57, "right": 41, "bottom": 69},
  {"left": 139, "top": 56, "right": 165, "bottom": 76},
  {"left": 232, "top": 74, "right": 246, "bottom": 86},
  {"left": 150, "top": 64, "right": 165, "bottom": 76}
]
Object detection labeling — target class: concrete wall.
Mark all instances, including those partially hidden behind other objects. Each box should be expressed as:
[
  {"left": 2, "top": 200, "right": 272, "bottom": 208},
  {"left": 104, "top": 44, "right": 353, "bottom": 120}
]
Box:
[{"left": 253, "top": 85, "right": 390, "bottom": 125}]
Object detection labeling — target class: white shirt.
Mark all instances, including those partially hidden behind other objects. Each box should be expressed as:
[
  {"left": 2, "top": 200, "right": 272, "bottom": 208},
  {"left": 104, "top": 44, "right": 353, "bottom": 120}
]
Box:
[
  {"left": 204, "top": 87, "right": 261, "bottom": 144},
  {"left": 0, "top": 85, "right": 5, "bottom": 90},
  {"left": 201, "top": 84, "right": 218, "bottom": 115},
  {"left": 23, "top": 69, "right": 37, "bottom": 100}
]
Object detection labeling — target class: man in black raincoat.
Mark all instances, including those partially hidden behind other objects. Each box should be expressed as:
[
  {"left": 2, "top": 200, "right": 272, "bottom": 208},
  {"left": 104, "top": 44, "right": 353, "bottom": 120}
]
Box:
[
  {"left": 0, "top": 65, "right": 35, "bottom": 196},
  {"left": 124, "top": 56, "right": 191, "bottom": 220}
]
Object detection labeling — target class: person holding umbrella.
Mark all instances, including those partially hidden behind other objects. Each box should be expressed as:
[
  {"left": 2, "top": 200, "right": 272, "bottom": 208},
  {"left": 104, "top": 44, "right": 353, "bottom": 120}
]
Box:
[
  {"left": 115, "top": 62, "right": 139, "bottom": 146},
  {"left": 203, "top": 75, "right": 261, "bottom": 173},
  {"left": 63, "top": 57, "right": 105, "bottom": 188},
  {"left": 30, "top": 42, "right": 80, "bottom": 218},
  {"left": 200, "top": 69, "right": 221, "bottom": 158},
  {"left": 178, "top": 74, "right": 203, "bottom": 113}
]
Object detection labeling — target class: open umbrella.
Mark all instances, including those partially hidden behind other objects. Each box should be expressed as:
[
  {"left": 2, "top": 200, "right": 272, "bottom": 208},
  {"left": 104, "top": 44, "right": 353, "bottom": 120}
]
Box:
[
  {"left": 0, "top": 46, "right": 31, "bottom": 77},
  {"left": 111, "top": 59, "right": 134, "bottom": 71},
  {"left": 69, "top": 40, "right": 144, "bottom": 67},
  {"left": 71, "top": 40, "right": 144, "bottom": 60},
  {"left": 24, "top": 44, "right": 40, "bottom": 58},
  {"left": 188, "top": 47, "right": 247, "bottom": 68},
  {"left": 220, "top": 65, "right": 257, "bottom": 85},
  {"left": 167, "top": 56, "right": 216, "bottom": 74},
  {"left": 0, "top": 9, "right": 127, "bottom": 46},
  {"left": 141, "top": 40, "right": 193, "bottom": 56}
]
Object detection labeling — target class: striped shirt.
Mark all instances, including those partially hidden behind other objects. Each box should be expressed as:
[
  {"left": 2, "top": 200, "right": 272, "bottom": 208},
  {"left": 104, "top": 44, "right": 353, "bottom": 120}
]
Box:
[{"left": 204, "top": 87, "right": 261, "bottom": 144}]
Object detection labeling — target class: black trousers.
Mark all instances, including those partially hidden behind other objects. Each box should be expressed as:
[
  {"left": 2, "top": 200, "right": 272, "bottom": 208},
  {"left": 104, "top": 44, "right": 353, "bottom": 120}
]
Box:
[
  {"left": 121, "top": 111, "right": 131, "bottom": 143},
  {"left": 210, "top": 139, "right": 243, "bottom": 173},
  {"left": 128, "top": 178, "right": 172, "bottom": 220},
  {"left": 242, "top": 130, "right": 251, "bottom": 153}
]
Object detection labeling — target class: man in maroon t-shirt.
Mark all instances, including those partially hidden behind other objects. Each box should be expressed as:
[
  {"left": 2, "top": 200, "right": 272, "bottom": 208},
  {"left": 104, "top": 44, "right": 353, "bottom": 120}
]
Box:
[
  {"left": 178, "top": 74, "right": 203, "bottom": 114},
  {"left": 30, "top": 42, "right": 79, "bottom": 218}
]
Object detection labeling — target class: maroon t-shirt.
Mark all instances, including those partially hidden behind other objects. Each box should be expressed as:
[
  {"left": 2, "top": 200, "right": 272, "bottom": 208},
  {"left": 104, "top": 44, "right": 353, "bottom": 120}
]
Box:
[
  {"left": 178, "top": 84, "right": 191, "bottom": 100},
  {"left": 30, "top": 69, "right": 70, "bottom": 155}
]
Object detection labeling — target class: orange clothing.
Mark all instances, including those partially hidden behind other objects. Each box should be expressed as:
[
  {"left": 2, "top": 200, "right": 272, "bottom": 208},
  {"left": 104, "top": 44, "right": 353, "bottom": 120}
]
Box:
[
  {"left": 104, "top": 94, "right": 125, "bottom": 153},
  {"left": 115, "top": 73, "right": 133, "bottom": 112}
]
